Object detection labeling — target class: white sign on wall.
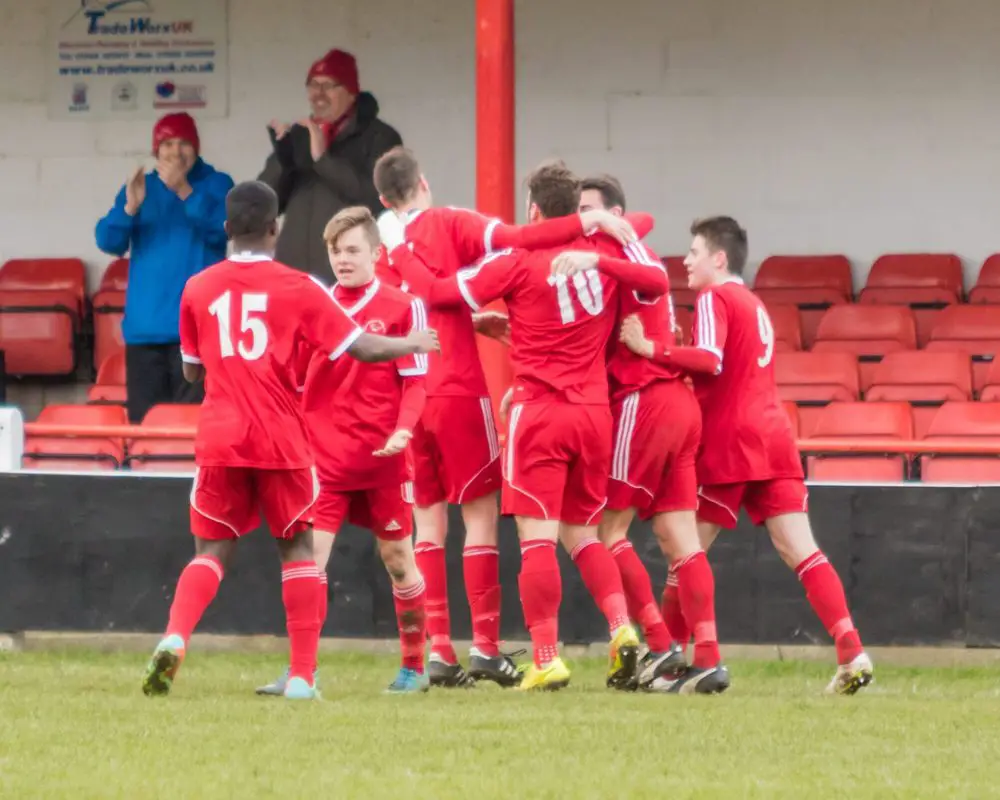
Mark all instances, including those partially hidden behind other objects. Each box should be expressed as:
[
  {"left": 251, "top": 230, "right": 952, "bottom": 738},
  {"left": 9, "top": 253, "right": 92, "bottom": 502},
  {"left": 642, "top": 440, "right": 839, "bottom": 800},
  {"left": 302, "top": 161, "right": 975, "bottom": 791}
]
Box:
[{"left": 47, "top": 0, "right": 229, "bottom": 120}]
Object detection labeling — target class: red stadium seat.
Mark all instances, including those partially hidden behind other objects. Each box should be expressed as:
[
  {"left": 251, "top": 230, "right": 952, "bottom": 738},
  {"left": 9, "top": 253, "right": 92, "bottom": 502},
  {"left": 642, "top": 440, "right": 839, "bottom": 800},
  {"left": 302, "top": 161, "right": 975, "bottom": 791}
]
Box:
[
  {"left": 859, "top": 253, "right": 963, "bottom": 345},
  {"left": 920, "top": 402, "right": 1000, "bottom": 483},
  {"left": 91, "top": 288, "right": 125, "bottom": 372},
  {"left": 978, "top": 359, "right": 1000, "bottom": 401},
  {"left": 664, "top": 257, "right": 695, "bottom": 308},
  {"left": 775, "top": 352, "right": 859, "bottom": 402},
  {"left": 804, "top": 401, "right": 913, "bottom": 482},
  {"left": 100, "top": 258, "right": 129, "bottom": 292},
  {"left": 762, "top": 303, "right": 802, "bottom": 351},
  {"left": 968, "top": 254, "right": 1000, "bottom": 305},
  {"left": 865, "top": 351, "right": 972, "bottom": 438},
  {"left": 23, "top": 404, "right": 127, "bottom": 470},
  {"left": 776, "top": 352, "right": 858, "bottom": 437},
  {"left": 87, "top": 351, "right": 127, "bottom": 404},
  {"left": 0, "top": 258, "right": 85, "bottom": 376},
  {"left": 753, "top": 255, "right": 853, "bottom": 347},
  {"left": 860, "top": 253, "right": 963, "bottom": 305},
  {"left": 811, "top": 305, "right": 917, "bottom": 388},
  {"left": 925, "top": 306, "right": 1000, "bottom": 389},
  {"left": 126, "top": 403, "right": 199, "bottom": 470}
]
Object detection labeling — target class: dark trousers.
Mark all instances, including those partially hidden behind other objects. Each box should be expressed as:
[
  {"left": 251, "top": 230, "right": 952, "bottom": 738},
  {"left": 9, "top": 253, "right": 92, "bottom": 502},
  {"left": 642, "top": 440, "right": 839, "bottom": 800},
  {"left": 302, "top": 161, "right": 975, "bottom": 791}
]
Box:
[{"left": 125, "top": 343, "right": 204, "bottom": 423}]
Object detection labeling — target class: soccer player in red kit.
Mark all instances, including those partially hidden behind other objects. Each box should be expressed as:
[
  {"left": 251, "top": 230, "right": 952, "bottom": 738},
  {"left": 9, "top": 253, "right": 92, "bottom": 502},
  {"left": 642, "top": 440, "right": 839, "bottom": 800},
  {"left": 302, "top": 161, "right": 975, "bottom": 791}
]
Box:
[
  {"left": 141, "top": 182, "right": 439, "bottom": 700},
  {"left": 255, "top": 207, "right": 432, "bottom": 695},
  {"left": 395, "top": 162, "right": 669, "bottom": 690},
  {"left": 373, "top": 147, "right": 636, "bottom": 687},
  {"left": 620, "top": 216, "right": 873, "bottom": 695},
  {"left": 579, "top": 176, "right": 726, "bottom": 694}
]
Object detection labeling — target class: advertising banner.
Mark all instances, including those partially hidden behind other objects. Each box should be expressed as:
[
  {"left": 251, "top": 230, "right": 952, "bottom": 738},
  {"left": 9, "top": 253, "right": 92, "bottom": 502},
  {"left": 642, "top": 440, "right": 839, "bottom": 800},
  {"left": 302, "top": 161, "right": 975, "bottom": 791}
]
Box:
[{"left": 48, "top": 0, "right": 229, "bottom": 120}]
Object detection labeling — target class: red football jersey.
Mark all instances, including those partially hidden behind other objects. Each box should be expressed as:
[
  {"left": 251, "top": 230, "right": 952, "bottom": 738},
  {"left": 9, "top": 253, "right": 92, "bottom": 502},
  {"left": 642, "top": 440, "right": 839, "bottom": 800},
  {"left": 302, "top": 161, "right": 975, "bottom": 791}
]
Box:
[
  {"left": 690, "top": 279, "right": 803, "bottom": 484},
  {"left": 398, "top": 207, "right": 502, "bottom": 398},
  {"left": 179, "top": 254, "right": 361, "bottom": 469},
  {"left": 300, "top": 279, "right": 428, "bottom": 490},
  {"left": 456, "top": 239, "right": 627, "bottom": 405},
  {"left": 605, "top": 239, "right": 683, "bottom": 401}
]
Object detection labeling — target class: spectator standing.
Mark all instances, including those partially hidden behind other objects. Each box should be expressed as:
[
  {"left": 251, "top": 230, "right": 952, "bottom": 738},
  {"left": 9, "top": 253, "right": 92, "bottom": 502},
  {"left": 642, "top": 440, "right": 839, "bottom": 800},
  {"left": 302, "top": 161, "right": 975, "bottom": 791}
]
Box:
[
  {"left": 96, "top": 112, "right": 234, "bottom": 423},
  {"left": 258, "top": 48, "right": 402, "bottom": 277}
]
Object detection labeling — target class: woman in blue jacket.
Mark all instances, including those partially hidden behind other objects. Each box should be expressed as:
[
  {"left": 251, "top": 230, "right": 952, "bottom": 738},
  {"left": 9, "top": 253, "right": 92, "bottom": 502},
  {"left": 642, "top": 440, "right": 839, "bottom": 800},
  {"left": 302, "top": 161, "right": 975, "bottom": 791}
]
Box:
[{"left": 96, "top": 112, "right": 234, "bottom": 423}]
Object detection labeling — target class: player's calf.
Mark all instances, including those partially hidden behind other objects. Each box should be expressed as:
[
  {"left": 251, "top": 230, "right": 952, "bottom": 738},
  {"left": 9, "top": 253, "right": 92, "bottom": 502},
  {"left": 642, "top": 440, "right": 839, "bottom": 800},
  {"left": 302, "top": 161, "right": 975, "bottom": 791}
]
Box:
[
  {"left": 461, "top": 492, "right": 503, "bottom": 661},
  {"left": 378, "top": 538, "right": 430, "bottom": 682},
  {"left": 414, "top": 502, "right": 465, "bottom": 679},
  {"left": 766, "top": 512, "right": 869, "bottom": 679},
  {"left": 653, "top": 510, "right": 723, "bottom": 675},
  {"left": 599, "top": 509, "right": 683, "bottom": 688}
]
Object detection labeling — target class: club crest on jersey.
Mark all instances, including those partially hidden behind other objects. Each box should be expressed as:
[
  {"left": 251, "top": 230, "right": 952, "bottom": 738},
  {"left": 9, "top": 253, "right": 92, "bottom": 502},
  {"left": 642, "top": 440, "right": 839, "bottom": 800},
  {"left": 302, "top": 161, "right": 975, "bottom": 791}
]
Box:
[{"left": 365, "top": 319, "right": 387, "bottom": 334}]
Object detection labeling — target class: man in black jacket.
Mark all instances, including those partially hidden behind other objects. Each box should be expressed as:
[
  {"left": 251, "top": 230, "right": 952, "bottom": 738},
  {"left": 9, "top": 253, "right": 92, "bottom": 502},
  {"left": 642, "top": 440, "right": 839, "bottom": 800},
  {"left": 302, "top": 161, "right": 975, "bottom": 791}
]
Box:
[{"left": 258, "top": 48, "right": 402, "bottom": 277}]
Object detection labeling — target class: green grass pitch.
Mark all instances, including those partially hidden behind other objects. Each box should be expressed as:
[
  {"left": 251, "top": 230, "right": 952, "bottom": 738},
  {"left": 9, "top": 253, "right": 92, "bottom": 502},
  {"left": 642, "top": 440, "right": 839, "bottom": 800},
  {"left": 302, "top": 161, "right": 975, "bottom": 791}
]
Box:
[{"left": 2, "top": 649, "right": 999, "bottom": 798}]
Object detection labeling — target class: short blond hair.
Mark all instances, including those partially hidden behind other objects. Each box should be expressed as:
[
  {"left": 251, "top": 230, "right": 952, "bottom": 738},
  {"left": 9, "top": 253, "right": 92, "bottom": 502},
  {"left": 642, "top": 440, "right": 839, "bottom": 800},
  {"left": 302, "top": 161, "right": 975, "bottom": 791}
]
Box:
[{"left": 323, "top": 206, "right": 380, "bottom": 250}]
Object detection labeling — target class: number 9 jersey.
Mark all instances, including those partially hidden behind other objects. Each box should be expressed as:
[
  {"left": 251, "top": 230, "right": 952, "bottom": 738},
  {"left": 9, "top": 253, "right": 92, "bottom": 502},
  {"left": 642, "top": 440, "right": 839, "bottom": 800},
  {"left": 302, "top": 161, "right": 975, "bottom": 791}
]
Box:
[
  {"left": 179, "top": 254, "right": 362, "bottom": 470},
  {"left": 690, "top": 278, "right": 803, "bottom": 485}
]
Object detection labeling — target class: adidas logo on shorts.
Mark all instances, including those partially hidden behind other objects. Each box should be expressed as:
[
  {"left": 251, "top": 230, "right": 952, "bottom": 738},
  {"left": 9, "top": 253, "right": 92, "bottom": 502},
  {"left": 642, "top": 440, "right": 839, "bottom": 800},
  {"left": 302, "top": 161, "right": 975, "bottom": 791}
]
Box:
[{"left": 385, "top": 520, "right": 402, "bottom": 531}]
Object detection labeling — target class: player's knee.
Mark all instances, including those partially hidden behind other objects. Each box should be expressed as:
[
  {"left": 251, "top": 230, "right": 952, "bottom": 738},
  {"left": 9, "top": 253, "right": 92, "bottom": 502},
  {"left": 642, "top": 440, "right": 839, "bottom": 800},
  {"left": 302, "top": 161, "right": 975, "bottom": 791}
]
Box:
[
  {"left": 766, "top": 512, "right": 817, "bottom": 569},
  {"left": 194, "top": 537, "right": 236, "bottom": 569},
  {"left": 597, "top": 510, "right": 631, "bottom": 546},
  {"left": 312, "top": 529, "right": 336, "bottom": 570},
  {"left": 414, "top": 502, "right": 448, "bottom": 545},
  {"left": 379, "top": 539, "right": 414, "bottom": 583},
  {"left": 277, "top": 527, "right": 314, "bottom": 563},
  {"left": 652, "top": 510, "right": 701, "bottom": 561},
  {"left": 462, "top": 492, "right": 499, "bottom": 545}
]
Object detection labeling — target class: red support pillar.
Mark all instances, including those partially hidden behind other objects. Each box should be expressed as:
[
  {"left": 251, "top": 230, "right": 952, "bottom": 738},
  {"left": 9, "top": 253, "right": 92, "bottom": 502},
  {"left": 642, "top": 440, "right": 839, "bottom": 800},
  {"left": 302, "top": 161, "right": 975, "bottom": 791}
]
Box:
[{"left": 475, "top": 0, "right": 515, "bottom": 426}]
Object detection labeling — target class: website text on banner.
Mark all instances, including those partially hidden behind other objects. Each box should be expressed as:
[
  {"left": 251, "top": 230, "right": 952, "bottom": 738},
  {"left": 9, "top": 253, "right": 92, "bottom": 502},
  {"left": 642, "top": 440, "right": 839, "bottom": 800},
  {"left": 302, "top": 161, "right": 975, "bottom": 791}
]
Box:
[{"left": 47, "top": 0, "right": 229, "bottom": 120}]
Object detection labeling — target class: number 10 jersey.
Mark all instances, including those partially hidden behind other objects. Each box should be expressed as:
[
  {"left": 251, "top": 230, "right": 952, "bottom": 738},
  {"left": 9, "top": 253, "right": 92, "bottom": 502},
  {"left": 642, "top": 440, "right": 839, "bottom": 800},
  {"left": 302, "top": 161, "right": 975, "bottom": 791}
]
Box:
[{"left": 179, "top": 254, "right": 361, "bottom": 470}]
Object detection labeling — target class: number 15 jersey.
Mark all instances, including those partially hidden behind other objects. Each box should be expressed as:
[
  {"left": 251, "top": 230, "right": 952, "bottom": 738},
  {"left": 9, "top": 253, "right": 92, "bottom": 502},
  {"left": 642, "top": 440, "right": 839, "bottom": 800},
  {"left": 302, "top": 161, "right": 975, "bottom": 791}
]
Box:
[
  {"left": 690, "top": 278, "right": 803, "bottom": 485},
  {"left": 179, "top": 254, "right": 362, "bottom": 470}
]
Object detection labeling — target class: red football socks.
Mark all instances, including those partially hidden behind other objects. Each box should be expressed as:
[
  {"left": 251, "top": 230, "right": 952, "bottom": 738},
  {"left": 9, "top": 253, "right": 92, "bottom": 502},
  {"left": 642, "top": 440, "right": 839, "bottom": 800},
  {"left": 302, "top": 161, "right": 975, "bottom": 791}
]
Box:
[
  {"left": 414, "top": 542, "right": 456, "bottom": 663},
  {"left": 571, "top": 539, "right": 630, "bottom": 634},
  {"left": 464, "top": 545, "right": 501, "bottom": 657},
  {"left": 165, "top": 555, "right": 224, "bottom": 643},
  {"left": 392, "top": 577, "right": 428, "bottom": 673},
  {"left": 519, "top": 540, "right": 561, "bottom": 667},
  {"left": 661, "top": 568, "right": 689, "bottom": 652},
  {"left": 281, "top": 561, "right": 321, "bottom": 681},
  {"left": 674, "top": 551, "right": 720, "bottom": 668},
  {"left": 317, "top": 571, "right": 329, "bottom": 631},
  {"left": 796, "top": 551, "right": 864, "bottom": 665},
  {"left": 609, "top": 540, "right": 672, "bottom": 652}
]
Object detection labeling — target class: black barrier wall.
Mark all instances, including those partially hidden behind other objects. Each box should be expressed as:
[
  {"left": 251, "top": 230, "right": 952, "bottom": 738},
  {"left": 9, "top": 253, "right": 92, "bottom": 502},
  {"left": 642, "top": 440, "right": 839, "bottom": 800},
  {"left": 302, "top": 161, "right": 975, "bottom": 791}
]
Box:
[{"left": 1, "top": 473, "right": 998, "bottom": 646}]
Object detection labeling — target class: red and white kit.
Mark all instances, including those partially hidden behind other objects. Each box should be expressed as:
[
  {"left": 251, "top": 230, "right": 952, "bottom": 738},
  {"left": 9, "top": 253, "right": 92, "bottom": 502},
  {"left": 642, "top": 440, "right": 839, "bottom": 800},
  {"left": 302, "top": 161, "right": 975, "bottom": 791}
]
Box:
[
  {"left": 398, "top": 236, "right": 669, "bottom": 524},
  {"left": 387, "top": 206, "right": 601, "bottom": 506},
  {"left": 606, "top": 240, "right": 702, "bottom": 520},
  {"left": 179, "top": 254, "right": 362, "bottom": 540},
  {"left": 684, "top": 279, "right": 806, "bottom": 527},
  {"left": 299, "top": 278, "right": 428, "bottom": 540}
]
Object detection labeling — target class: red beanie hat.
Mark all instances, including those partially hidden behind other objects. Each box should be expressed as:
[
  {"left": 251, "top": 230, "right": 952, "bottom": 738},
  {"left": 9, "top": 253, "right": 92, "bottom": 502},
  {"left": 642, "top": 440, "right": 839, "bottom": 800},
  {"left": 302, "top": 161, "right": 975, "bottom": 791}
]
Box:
[
  {"left": 152, "top": 112, "right": 200, "bottom": 155},
  {"left": 306, "top": 48, "right": 359, "bottom": 96}
]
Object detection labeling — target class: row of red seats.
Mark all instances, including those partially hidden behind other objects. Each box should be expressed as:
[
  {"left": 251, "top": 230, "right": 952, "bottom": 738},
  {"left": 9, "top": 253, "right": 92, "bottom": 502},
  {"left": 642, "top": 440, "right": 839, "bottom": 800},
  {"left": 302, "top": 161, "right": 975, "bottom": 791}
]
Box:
[
  {"left": 21, "top": 398, "right": 1000, "bottom": 483},
  {"left": 22, "top": 402, "right": 194, "bottom": 472},
  {"left": 667, "top": 252, "right": 997, "bottom": 306},
  {"left": 785, "top": 400, "right": 1000, "bottom": 483},
  {"left": 666, "top": 253, "right": 1000, "bottom": 347},
  {"left": 0, "top": 257, "right": 126, "bottom": 377}
]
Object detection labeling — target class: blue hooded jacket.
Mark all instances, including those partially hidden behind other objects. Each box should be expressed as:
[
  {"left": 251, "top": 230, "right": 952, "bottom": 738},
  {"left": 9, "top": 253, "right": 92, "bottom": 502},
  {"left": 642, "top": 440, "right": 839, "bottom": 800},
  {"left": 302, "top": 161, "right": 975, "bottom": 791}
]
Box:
[{"left": 95, "top": 158, "right": 234, "bottom": 345}]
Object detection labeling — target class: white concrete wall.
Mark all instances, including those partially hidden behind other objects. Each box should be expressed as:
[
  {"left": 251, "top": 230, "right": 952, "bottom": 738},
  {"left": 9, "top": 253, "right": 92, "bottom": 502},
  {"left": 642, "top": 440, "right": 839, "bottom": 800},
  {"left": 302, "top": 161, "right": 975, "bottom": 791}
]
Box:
[{"left": 0, "top": 0, "right": 998, "bottom": 291}]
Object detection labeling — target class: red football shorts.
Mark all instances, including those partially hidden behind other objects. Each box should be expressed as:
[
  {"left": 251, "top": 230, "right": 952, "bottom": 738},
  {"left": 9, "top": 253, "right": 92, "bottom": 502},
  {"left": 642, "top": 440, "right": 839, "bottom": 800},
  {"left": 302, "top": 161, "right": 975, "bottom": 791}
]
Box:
[
  {"left": 502, "top": 400, "right": 612, "bottom": 525},
  {"left": 411, "top": 395, "right": 501, "bottom": 506},
  {"left": 697, "top": 478, "right": 809, "bottom": 529},
  {"left": 190, "top": 466, "right": 319, "bottom": 540},
  {"left": 313, "top": 482, "right": 414, "bottom": 541},
  {"left": 607, "top": 380, "right": 701, "bottom": 519}
]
